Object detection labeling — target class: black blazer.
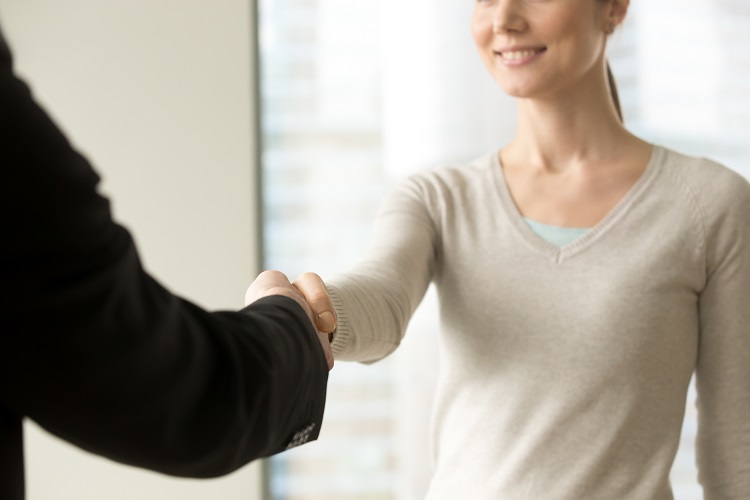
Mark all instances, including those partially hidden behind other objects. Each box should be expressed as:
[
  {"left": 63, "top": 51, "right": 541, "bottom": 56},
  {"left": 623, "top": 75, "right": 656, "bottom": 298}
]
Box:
[{"left": 0, "top": 28, "right": 327, "bottom": 500}]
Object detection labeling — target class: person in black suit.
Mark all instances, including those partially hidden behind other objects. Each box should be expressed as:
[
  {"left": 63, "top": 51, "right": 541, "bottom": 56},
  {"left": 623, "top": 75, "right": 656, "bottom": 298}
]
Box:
[{"left": 0, "top": 26, "right": 334, "bottom": 500}]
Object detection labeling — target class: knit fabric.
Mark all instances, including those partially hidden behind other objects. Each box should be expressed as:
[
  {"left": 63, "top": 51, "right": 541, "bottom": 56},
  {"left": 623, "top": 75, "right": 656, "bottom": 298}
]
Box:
[{"left": 326, "top": 145, "right": 750, "bottom": 499}]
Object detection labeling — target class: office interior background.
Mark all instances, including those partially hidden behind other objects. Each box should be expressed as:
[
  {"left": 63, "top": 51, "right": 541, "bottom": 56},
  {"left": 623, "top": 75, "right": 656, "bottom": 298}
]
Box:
[
  {"left": 260, "top": 0, "right": 749, "bottom": 499},
  {"left": 2, "top": 0, "right": 748, "bottom": 499}
]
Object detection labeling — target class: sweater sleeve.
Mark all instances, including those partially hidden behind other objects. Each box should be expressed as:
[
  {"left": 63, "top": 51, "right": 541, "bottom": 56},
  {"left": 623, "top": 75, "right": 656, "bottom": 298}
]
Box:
[
  {"left": 326, "top": 175, "right": 439, "bottom": 363},
  {"left": 694, "top": 171, "right": 750, "bottom": 499},
  {"left": 0, "top": 29, "right": 327, "bottom": 477}
]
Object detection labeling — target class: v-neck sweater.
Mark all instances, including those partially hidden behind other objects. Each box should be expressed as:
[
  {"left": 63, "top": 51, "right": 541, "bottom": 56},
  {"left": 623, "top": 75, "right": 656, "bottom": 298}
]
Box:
[{"left": 326, "top": 145, "right": 750, "bottom": 499}]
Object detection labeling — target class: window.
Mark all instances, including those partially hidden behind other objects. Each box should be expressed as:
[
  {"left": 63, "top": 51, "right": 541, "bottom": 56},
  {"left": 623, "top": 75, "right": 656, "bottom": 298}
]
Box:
[
  {"left": 260, "top": 0, "right": 392, "bottom": 497},
  {"left": 259, "top": 1, "right": 749, "bottom": 498}
]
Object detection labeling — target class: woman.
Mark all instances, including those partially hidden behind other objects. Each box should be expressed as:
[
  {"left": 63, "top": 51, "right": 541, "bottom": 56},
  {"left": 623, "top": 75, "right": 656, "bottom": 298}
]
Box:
[{"left": 285, "top": 0, "right": 750, "bottom": 497}]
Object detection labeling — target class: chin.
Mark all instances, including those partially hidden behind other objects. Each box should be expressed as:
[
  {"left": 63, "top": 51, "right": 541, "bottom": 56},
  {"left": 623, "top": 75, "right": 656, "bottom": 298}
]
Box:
[
  {"left": 495, "top": 80, "right": 540, "bottom": 99},
  {"left": 493, "top": 70, "right": 564, "bottom": 101}
]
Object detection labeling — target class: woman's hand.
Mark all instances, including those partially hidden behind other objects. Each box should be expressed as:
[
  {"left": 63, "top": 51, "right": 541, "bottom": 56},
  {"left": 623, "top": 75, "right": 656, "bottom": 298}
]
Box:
[
  {"left": 245, "top": 270, "right": 334, "bottom": 370},
  {"left": 293, "top": 272, "right": 337, "bottom": 343}
]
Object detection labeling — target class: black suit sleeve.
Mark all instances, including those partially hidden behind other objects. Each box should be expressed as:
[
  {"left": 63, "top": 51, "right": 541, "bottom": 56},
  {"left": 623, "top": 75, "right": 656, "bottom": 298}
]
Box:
[{"left": 0, "top": 27, "right": 327, "bottom": 480}]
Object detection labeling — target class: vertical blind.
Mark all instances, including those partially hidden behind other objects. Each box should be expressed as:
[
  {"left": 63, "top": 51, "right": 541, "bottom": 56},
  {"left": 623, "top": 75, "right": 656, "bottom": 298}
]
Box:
[{"left": 259, "top": 1, "right": 749, "bottom": 498}]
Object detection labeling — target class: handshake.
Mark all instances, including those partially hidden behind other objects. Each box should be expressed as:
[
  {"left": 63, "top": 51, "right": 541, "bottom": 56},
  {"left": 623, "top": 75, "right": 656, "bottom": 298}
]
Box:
[{"left": 245, "top": 271, "right": 335, "bottom": 370}]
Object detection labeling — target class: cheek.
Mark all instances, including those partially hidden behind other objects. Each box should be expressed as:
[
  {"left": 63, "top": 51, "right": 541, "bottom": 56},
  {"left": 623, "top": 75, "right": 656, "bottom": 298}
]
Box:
[
  {"left": 470, "top": 12, "right": 493, "bottom": 51},
  {"left": 547, "top": 10, "right": 604, "bottom": 61}
]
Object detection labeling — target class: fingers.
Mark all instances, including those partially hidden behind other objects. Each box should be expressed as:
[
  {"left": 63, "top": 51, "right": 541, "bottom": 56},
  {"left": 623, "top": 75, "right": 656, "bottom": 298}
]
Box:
[
  {"left": 317, "top": 331, "right": 334, "bottom": 371},
  {"left": 292, "top": 272, "right": 336, "bottom": 370},
  {"left": 293, "top": 272, "right": 337, "bottom": 334},
  {"left": 245, "top": 270, "right": 334, "bottom": 370}
]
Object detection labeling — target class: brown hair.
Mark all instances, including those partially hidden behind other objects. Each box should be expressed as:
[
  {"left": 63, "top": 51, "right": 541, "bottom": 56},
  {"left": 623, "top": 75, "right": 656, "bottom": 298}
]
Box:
[
  {"left": 606, "top": 61, "right": 622, "bottom": 122},
  {"left": 601, "top": 0, "right": 623, "bottom": 122}
]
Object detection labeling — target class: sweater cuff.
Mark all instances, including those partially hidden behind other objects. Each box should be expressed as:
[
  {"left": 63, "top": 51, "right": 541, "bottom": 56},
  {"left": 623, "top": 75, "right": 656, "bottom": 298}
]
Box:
[{"left": 326, "top": 284, "right": 351, "bottom": 357}]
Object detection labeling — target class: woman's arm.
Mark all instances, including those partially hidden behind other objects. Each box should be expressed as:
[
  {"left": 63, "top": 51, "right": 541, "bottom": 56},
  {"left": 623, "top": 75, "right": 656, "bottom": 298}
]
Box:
[
  {"left": 296, "top": 176, "right": 440, "bottom": 364},
  {"left": 694, "top": 173, "right": 750, "bottom": 499}
]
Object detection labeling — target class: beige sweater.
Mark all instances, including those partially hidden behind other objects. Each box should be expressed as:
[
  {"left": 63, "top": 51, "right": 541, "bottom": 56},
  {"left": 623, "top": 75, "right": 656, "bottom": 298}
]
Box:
[{"left": 327, "top": 145, "right": 750, "bottom": 499}]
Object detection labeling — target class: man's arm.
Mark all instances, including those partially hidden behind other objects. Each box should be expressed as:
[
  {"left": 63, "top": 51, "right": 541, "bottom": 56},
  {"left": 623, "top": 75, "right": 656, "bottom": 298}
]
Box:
[{"left": 0, "top": 28, "right": 327, "bottom": 476}]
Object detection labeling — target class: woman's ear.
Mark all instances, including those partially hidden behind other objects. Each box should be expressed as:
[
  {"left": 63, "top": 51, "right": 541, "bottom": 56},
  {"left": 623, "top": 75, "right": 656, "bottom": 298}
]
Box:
[{"left": 606, "top": 0, "right": 630, "bottom": 32}]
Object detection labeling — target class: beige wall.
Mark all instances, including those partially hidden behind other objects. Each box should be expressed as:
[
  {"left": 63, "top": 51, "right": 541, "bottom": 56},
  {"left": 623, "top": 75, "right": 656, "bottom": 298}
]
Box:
[{"left": 0, "top": 1, "right": 263, "bottom": 498}]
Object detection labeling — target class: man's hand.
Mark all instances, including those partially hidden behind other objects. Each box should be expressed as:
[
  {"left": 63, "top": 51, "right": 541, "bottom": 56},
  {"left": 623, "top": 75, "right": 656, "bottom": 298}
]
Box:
[{"left": 245, "top": 270, "right": 334, "bottom": 370}]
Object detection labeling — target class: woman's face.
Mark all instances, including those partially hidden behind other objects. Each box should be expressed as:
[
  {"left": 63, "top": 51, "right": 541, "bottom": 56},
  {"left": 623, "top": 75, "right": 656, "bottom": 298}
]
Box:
[{"left": 472, "top": 0, "right": 614, "bottom": 100}]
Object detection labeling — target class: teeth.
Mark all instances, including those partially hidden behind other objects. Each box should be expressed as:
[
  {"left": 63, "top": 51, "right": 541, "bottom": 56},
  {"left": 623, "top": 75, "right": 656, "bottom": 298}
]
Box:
[{"left": 501, "top": 50, "right": 539, "bottom": 60}]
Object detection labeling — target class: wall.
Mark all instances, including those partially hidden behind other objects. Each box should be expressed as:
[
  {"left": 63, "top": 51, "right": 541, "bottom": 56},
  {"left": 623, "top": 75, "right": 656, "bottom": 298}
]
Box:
[{"left": 0, "top": 1, "right": 262, "bottom": 498}]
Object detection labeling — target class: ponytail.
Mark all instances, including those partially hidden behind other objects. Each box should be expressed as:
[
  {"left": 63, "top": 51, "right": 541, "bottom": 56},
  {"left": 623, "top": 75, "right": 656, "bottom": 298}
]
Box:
[{"left": 606, "top": 61, "right": 623, "bottom": 123}]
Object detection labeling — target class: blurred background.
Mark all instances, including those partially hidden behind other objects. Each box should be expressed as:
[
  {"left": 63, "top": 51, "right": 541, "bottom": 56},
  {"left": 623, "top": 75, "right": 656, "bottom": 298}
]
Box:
[
  {"left": 259, "top": 0, "right": 749, "bottom": 499},
  {"left": 1, "top": 0, "right": 748, "bottom": 498},
  {"left": 0, "top": 1, "right": 263, "bottom": 498}
]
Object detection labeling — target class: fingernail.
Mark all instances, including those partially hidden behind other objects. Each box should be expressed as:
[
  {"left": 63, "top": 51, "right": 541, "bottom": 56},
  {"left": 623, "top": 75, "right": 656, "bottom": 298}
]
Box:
[{"left": 318, "top": 311, "right": 336, "bottom": 333}]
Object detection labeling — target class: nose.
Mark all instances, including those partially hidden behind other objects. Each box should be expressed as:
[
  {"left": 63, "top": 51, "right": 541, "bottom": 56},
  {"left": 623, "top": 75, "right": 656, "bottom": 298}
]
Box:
[{"left": 492, "top": 0, "right": 526, "bottom": 34}]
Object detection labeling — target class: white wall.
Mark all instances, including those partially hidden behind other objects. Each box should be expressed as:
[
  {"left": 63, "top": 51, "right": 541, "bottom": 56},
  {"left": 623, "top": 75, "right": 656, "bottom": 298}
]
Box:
[{"left": 0, "top": 1, "right": 263, "bottom": 498}]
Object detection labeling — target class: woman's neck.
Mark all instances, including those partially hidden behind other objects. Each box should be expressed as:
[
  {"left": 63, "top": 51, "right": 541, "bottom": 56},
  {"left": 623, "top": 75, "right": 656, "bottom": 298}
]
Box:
[{"left": 504, "top": 68, "right": 642, "bottom": 174}]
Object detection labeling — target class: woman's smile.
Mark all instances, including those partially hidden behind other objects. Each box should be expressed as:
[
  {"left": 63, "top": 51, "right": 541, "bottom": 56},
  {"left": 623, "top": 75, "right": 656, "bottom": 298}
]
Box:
[
  {"left": 472, "top": 0, "right": 615, "bottom": 98},
  {"left": 495, "top": 46, "right": 547, "bottom": 66}
]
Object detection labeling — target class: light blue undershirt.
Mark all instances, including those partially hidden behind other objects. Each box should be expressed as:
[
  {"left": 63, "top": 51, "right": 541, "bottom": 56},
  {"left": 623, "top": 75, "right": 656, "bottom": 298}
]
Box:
[{"left": 524, "top": 218, "right": 591, "bottom": 248}]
